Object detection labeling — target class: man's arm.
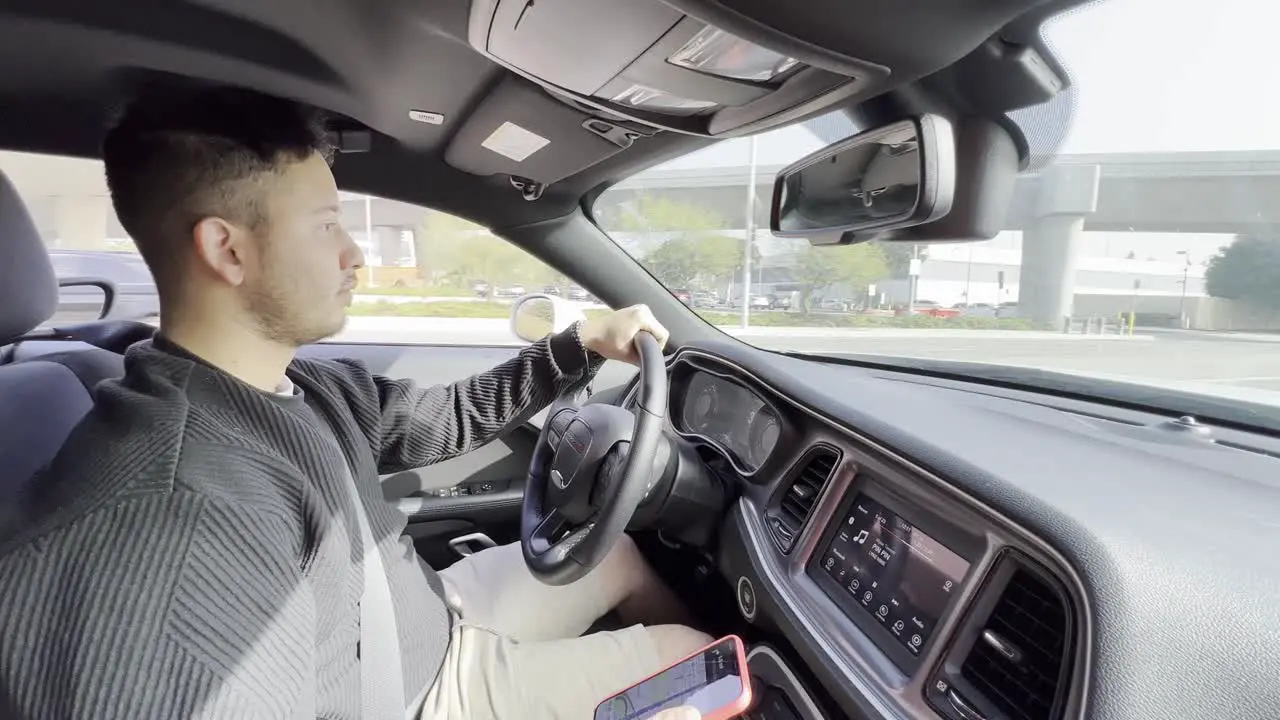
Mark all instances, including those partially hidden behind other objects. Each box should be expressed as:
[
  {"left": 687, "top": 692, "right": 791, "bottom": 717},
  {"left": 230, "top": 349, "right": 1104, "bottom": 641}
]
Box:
[
  {"left": 0, "top": 493, "right": 316, "bottom": 719},
  {"left": 337, "top": 325, "right": 603, "bottom": 474}
]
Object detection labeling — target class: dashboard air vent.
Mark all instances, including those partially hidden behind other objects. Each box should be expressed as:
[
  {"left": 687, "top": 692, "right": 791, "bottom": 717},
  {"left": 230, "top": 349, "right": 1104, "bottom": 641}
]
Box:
[
  {"left": 767, "top": 447, "right": 838, "bottom": 553},
  {"left": 961, "top": 568, "right": 1070, "bottom": 720}
]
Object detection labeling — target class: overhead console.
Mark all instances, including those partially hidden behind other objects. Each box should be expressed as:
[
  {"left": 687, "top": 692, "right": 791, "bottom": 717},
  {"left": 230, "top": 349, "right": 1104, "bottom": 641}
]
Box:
[{"left": 466, "top": 0, "right": 890, "bottom": 138}]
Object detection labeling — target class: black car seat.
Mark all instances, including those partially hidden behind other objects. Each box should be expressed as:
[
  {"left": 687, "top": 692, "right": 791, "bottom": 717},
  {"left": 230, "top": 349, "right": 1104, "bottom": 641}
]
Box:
[{"left": 0, "top": 168, "right": 131, "bottom": 493}]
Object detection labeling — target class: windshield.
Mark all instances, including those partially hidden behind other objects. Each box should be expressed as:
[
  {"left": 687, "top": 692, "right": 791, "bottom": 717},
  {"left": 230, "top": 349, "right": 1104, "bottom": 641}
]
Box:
[{"left": 594, "top": 0, "right": 1280, "bottom": 413}]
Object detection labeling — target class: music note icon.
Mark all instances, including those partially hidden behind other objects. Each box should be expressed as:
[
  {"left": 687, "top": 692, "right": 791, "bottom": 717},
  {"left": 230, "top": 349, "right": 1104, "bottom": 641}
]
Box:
[{"left": 853, "top": 530, "right": 869, "bottom": 545}]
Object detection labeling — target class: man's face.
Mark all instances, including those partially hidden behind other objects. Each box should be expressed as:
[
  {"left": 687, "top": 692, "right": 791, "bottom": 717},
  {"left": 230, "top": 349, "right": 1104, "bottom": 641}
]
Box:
[{"left": 240, "top": 152, "right": 364, "bottom": 346}]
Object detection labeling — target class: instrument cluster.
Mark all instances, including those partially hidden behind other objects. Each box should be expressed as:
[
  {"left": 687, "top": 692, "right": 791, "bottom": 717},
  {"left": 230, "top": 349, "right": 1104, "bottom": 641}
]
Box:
[{"left": 677, "top": 370, "right": 782, "bottom": 472}]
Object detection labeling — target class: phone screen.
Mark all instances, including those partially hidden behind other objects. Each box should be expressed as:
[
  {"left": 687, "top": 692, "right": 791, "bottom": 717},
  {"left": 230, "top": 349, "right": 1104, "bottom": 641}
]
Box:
[{"left": 594, "top": 638, "right": 745, "bottom": 720}]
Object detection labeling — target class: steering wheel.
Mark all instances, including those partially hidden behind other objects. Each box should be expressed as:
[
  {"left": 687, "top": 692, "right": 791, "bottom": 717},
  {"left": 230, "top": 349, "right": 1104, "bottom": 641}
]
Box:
[{"left": 521, "top": 331, "right": 668, "bottom": 585}]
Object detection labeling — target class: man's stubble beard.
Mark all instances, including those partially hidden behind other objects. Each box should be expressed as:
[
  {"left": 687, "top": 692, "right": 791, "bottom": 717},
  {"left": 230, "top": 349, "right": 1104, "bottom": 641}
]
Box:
[{"left": 243, "top": 268, "right": 347, "bottom": 348}]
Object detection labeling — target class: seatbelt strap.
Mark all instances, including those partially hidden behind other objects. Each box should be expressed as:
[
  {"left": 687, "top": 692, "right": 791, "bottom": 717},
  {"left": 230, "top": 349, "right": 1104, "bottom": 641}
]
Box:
[{"left": 339, "top": 466, "right": 408, "bottom": 719}]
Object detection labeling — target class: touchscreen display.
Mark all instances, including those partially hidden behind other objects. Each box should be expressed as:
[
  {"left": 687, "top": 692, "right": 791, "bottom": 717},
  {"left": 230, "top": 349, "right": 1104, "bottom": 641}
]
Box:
[
  {"left": 817, "top": 494, "right": 969, "bottom": 656},
  {"left": 595, "top": 638, "right": 745, "bottom": 720}
]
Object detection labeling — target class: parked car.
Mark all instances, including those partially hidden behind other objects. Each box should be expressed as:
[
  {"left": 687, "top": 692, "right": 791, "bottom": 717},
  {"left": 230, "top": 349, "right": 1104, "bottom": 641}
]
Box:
[
  {"left": 910, "top": 299, "right": 961, "bottom": 318},
  {"left": 47, "top": 249, "right": 159, "bottom": 323},
  {"left": 959, "top": 303, "right": 997, "bottom": 317},
  {"left": 692, "top": 291, "right": 719, "bottom": 307}
]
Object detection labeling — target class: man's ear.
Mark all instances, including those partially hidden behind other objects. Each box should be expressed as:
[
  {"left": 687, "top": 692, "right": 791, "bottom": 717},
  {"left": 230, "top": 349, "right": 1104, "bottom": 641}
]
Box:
[{"left": 192, "top": 217, "right": 248, "bottom": 286}]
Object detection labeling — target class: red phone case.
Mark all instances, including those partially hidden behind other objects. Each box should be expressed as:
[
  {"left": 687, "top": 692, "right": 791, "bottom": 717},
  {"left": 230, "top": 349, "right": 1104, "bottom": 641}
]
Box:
[{"left": 596, "top": 634, "right": 754, "bottom": 720}]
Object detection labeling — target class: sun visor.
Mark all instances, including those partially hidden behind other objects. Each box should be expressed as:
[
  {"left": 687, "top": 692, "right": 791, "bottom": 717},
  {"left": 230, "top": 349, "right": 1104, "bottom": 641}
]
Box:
[{"left": 444, "top": 77, "right": 630, "bottom": 185}]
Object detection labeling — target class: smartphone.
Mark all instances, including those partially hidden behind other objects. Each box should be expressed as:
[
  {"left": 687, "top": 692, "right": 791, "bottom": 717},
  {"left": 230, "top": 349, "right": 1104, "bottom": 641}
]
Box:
[{"left": 594, "top": 635, "right": 753, "bottom": 720}]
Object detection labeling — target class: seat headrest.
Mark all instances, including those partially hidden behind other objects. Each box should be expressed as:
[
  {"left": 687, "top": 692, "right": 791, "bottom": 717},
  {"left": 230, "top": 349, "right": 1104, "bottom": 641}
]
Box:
[{"left": 0, "top": 168, "right": 57, "bottom": 342}]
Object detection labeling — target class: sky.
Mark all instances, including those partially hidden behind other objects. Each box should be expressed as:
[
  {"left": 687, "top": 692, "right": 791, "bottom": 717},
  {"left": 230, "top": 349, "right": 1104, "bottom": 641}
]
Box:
[{"left": 1046, "top": 0, "right": 1280, "bottom": 154}]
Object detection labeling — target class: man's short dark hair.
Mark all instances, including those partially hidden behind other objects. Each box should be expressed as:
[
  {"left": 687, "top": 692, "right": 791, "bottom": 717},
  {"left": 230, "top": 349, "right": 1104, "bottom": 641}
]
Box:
[{"left": 102, "top": 85, "right": 333, "bottom": 297}]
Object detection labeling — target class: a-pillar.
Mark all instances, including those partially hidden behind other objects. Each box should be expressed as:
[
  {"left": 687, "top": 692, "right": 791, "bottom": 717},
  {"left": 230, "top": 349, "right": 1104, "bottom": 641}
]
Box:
[
  {"left": 1018, "top": 164, "right": 1100, "bottom": 326},
  {"left": 54, "top": 195, "right": 112, "bottom": 250}
]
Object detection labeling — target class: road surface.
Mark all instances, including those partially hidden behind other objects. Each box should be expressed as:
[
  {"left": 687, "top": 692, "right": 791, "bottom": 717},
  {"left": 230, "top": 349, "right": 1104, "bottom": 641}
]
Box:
[{"left": 331, "top": 317, "right": 1280, "bottom": 400}]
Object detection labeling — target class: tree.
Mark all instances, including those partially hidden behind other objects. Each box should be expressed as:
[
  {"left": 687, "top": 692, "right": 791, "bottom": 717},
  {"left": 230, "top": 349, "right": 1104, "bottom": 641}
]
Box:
[
  {"left": 643, "top": 233, "right": 747, "bottom": 289},
  {"left": 880, "top": 242, "right": 928, "bottom": 278},
  {"left": 611, "top": 194, "right": 753, "bottom": 290},
  {"left": 1205, "top": 234, "right": 1280, "bottom": 309},
  {"left": 608, "top": 194, "right": 728, "bottom": 235},
  {"left": 416, "top": 210, "right": 554, "bottom": 289},
  {"left": 644, "top": 237, "right": 702, "bottom": 289},
  {"left": 792, "top": 243, "right": 890, "bottom": 312}
]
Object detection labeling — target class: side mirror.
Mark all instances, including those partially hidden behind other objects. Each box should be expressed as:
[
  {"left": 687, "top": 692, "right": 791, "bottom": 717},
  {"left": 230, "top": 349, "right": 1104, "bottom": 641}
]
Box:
[
  {"left": 55, "top": 277, "right": 117, "bottom": 322},
  {"left": 510, "top": 294, "right": 587, "bottom": 343},
  {"left": 770, "top": 114, "right": 956, "bottom": 241}
]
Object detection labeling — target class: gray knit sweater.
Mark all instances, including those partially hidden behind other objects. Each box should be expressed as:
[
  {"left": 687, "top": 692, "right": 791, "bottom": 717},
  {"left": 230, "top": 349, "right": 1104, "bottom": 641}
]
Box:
[{"left": 0, "top": 329, "right": 601, "bottom": 719}]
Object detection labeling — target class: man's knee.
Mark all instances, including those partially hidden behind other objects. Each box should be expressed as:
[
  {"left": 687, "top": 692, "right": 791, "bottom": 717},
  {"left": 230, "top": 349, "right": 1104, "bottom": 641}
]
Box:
[
  {"left": 605, "top": 532, "right": 643, "bottom": 571},
  {"left": 646, "top": 624, "right": 714, "bottom": 664}
]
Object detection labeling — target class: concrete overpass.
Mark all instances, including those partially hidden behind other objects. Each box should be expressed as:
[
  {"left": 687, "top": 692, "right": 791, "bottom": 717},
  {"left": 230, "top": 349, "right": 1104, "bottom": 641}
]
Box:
[
  {"left": 5, "top": 143, "right": 1280, "bottom": 323},
  {"left": 597, "top": 150, "right": 1280, "bottom": 236},
  {"left": 596, "top": 148, "right": 1280, "bottom": 322}
]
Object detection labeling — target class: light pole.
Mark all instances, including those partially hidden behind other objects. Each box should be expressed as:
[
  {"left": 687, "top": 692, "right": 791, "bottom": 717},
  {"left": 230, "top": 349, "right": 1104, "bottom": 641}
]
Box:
[
  {"left": 1176, "top": 250, "right": 1191, "bottom": 328},
  {"left": 740, "top": 135, "right": 758, "bottom": 329},
  {"left": 963, "top": 244, "right": 974, "bottom": 306},
  {"left": 365, "top": 194, "right": 375, "bottom": 287}
]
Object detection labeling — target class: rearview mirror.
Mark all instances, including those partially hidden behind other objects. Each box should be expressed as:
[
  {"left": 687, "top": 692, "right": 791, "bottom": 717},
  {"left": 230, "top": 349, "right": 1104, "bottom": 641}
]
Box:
[
  {"left": 510, "top": 294, "right": 587, "bottom": 343},
  {"left": 770, "top": 115, "right": 955, "bottom": 239}
]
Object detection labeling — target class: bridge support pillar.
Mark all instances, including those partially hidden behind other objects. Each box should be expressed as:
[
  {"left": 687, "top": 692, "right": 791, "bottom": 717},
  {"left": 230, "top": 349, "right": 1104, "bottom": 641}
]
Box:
[
  {"left": 373, "top": 226, "right": 403, "bottom": 266},
  {"left": 1019, "top": 164, "right": 1100, "bottom": 325},
  {"left": 54, "top": 195, "right": 111, "bottom": 250}
]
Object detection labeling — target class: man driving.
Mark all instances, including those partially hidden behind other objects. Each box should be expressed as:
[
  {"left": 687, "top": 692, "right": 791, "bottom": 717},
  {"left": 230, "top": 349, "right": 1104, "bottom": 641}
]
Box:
[{"left": 0, "top": 86, "right": 711, "bottom": 719}]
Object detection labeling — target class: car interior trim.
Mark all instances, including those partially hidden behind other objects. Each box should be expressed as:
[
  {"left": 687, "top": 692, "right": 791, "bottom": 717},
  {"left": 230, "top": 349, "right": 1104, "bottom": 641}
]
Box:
[
  {"left": 671, "top": 347, "right": 1093, "bottom": 720},
  {"left": 745, "top": 644, "right": 828, "bottom": 720}
]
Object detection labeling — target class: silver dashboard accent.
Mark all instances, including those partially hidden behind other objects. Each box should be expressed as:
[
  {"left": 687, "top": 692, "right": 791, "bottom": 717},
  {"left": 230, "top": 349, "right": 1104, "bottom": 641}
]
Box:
[
  {"left": 447, "top": 532, "right": 498, "bottom": 557},
  {"left": 946, "top": 689, "right": 987, "bottom": 720},
  {"left": 981, "top": 628, "right": 1024, "bottom": 664},
  {"left": 746, "top": 645, "right": 828, "bottom": 720}
]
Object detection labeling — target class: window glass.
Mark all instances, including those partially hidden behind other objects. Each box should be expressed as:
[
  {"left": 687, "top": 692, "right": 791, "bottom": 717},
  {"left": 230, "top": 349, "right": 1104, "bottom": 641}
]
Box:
[
  {"left": 1, "top": 150, "right": 593, "bottom": 343},
  {"left": 594, "top": 0, "right": 1280, "bottom": 410}
]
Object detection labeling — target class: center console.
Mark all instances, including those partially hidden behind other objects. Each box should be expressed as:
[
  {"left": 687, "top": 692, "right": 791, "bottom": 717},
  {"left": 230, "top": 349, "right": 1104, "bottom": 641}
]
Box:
[
  {"left": 806, "top": 478, "right": 984, "bottom": 672},
  {"left": 745, "top": 645, "right": 826, "bottom": 720}
]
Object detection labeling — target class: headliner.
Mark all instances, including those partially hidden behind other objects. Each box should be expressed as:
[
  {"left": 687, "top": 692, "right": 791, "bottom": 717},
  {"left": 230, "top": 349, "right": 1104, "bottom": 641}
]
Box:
[{"left": 0, "top": 0, "right": 1083, "bottom": 232}]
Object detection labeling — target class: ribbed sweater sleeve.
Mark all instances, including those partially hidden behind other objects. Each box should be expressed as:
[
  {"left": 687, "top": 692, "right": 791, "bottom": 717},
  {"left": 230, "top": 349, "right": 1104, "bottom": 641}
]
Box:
[
  {"left": 322, "top": 326, "right": 603, "bottom": 474},
  {"left": 0, "top": 491, "right": 316, "bottom": 720}
]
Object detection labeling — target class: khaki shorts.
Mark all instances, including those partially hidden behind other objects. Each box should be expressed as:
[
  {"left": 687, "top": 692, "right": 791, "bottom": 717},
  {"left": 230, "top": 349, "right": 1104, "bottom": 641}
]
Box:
[{"left": 420, "top": 541, "right": 665, "bottom": 720}]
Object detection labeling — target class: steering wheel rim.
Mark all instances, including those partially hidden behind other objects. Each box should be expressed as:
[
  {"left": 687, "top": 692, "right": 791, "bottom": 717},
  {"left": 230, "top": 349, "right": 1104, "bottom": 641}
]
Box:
[{"left": 520, "top": 331, "right": 668, "bottom": 585}]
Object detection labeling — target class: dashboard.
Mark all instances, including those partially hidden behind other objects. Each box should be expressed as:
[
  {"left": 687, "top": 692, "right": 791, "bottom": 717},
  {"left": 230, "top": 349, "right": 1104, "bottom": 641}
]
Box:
[{"left": 646, "top": 341, "right": 1280, "bottom": 720}]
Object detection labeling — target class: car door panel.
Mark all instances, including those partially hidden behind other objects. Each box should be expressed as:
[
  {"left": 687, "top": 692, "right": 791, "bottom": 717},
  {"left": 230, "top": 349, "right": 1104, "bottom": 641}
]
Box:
[{"left": 297, "top": 341, "right": 637, "bottom": 566}]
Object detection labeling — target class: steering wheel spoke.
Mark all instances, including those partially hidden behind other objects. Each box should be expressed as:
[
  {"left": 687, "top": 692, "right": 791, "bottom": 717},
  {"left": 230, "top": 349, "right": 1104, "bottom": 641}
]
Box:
[
  {"left": 529, "top": 507, "right": 568, "bottom": 552},
  {"left": 521, "top": 331, "right": 669, "bottom": 585}
]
